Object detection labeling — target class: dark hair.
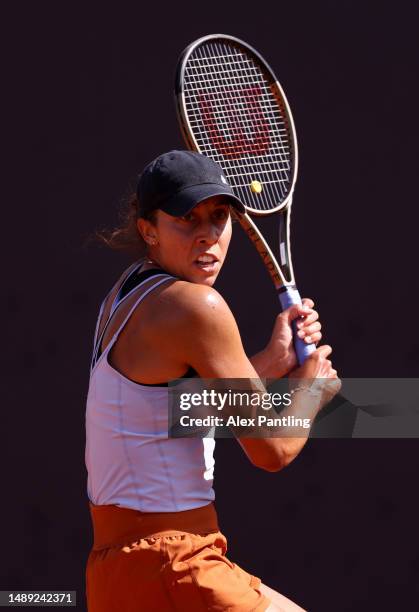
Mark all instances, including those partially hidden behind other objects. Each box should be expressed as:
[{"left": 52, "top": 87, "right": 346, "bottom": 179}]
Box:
[{"left": 92, "top": 192, "right": 156, "bottom": 259}]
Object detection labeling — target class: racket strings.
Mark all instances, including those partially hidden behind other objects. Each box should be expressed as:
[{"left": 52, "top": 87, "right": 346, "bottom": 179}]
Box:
[
  {"left": 182, "top": 40, "right": 293, "bottom": 212},
  {"left": 217, "top": 41, "right": 290, "bottom": 206},
  {"left": 198, "top": 42, "right": 271, "bottom": 211},
  {"left": 192, "top": 44, "right": 277, "bottom": 211}
]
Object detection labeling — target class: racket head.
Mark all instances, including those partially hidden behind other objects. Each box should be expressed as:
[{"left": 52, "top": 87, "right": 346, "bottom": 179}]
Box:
[{"left": 175, "top": 34, "right": 298, "bottom": 216}]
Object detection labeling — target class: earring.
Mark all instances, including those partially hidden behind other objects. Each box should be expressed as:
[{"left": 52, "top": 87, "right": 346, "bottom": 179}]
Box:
[{"left": 148, "top": 238, "right": 158, "bottom": 246}]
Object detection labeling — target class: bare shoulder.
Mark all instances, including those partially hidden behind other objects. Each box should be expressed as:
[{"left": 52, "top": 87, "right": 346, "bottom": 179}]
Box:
[
  {"left": 145, "top": 279, "right": 251, "bottom": 378},
  {"left": 139, "top": 280, "right": 241, "bottom": 361},
  {"left": 151, "top": 280, "right": 233, "bottom": 326},
  {"left": 159, "top": 279, "right": 224, "bottom": 307}
]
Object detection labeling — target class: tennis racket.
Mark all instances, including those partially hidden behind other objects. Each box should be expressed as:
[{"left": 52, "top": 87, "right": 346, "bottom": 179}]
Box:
[{"left": 175, "top": 33, "right": 315, "bottom": 365}]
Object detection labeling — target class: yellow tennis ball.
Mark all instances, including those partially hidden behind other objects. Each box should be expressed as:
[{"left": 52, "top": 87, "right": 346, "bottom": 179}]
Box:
[{"left": 250, "top": 180, "right": 263, "bottom": 193}]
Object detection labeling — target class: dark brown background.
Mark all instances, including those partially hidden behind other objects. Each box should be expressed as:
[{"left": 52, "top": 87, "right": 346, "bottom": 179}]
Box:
[{"left": 3, "top": 1, "right": 419, "bottom": 610}]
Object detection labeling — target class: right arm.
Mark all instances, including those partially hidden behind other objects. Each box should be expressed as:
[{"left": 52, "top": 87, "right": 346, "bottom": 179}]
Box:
[{"left": 154, "top": 282, "right": 339, "bottom": 472}]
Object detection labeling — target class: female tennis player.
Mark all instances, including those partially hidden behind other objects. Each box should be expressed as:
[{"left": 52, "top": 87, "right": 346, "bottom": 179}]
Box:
[{"left": 85, "top": 150, "right": 340, "bottom": 612}]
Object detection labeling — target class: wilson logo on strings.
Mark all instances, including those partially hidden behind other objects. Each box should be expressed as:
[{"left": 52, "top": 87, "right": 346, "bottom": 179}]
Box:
[{"left": 198, "top": 86, "right": 271, "bottom": 158}]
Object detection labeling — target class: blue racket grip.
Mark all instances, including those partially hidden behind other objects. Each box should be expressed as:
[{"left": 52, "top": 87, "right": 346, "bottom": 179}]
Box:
[{"left": 278, "top": 286, "right": 316, "bottom": 365}]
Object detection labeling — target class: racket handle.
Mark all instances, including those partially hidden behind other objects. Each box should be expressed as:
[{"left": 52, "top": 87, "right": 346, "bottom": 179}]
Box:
[{"left": 278, "top": 286, "right": 316, "bottom": 365}]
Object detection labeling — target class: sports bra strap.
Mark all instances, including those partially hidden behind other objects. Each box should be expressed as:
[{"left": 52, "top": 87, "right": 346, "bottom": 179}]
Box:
[
  {"left": 90, "top": 271, "right": 175, "bottom": 374},
  {"left": 93, "top": 271, "right": 173, "bottom": 364},
  {"left": 108, "top": 275, "right": 174, "bottom": 350},
  {"left": 91, "top": 260, "right": 143, "bottom": 354}
]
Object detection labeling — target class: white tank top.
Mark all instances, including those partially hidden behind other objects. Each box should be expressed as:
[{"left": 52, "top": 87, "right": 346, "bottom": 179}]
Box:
[{"left": 85, "top": 261, "right": 216, "bottom": 512}]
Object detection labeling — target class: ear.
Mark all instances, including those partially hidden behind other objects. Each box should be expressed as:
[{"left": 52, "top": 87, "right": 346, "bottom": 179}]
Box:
[{"left": 137, "top": 218, "right": 158, "bottom": 246}]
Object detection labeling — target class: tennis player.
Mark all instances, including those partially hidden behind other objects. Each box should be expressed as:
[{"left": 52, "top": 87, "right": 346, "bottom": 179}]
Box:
[{"left": 85, "top": 150, "right": 340, "bottom": 611}]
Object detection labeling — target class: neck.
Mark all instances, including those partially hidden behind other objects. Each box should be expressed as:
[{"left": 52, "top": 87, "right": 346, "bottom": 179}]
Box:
[{"left": 143, "top": 253, "right": 162, "bottom": 269}]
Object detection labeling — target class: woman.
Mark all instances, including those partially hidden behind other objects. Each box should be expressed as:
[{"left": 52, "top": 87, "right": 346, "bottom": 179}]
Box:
[{"left": 85, "top": 150, "right": 340, "bottom": 611}]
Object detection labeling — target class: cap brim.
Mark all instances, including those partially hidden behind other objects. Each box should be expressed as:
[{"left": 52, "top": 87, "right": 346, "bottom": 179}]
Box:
[{"left": 159, "top": 183, "right": 245, "bottom": 216}]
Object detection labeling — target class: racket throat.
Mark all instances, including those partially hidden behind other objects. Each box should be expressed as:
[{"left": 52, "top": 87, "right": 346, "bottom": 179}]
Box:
[
  {"left": 278, "top": 208, "right": 293, "bottom": 284},
  {"left": 236, "top": 211, "right": 294, "bottom": 290}
]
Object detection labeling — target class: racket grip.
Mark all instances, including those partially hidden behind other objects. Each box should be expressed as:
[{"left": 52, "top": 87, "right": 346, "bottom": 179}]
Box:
[{"left": 278, "top": 286, "right": 316, "bottom": 365}]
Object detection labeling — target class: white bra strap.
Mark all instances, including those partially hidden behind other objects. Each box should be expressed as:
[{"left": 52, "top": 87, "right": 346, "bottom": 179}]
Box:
[
  {"left": 92, "top": 271, "right": 172, "bottom": 367},
  {"left": 91, "top": 298, "right": 106, "bottom": 356},
  {"left": 109, "top": 272, "right": 172, "bottom": 318},
  {"left": 90, "top": 274, "right": 174, "bottom": 372},
  {"left": 91, "top": 260, "right": 143, "bottom": 353},
  {"left": 109, "top": 275, "right": 175, "bottom": 347}
]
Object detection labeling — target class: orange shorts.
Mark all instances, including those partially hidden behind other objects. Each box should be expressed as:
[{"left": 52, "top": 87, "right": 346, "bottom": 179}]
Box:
[{"left": 86, "top": 502, "right": 270, "bottom": 611}]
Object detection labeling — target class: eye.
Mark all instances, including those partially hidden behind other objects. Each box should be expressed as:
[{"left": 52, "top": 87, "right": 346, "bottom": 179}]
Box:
[
  {"left": 179, "top": 212, "right": 195, "bottom": 222},
  {"left": 213, "top": 207, "right": 229, "bottom": 221}
]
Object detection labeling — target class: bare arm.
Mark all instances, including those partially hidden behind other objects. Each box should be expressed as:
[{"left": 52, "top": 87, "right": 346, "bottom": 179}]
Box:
[{"left": 154, "top": 283, "right": 339, "bottom": 472}]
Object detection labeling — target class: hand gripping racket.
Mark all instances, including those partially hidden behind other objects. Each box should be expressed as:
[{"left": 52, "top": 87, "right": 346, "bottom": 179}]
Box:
[{"left": 175, "top": 34, "right": 315, "bottom": 365}]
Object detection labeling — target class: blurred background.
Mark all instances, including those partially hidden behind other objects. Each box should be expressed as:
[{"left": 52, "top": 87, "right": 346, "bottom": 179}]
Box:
[{"left": 3, "top": 1, "right": 419, "bottom": 610}]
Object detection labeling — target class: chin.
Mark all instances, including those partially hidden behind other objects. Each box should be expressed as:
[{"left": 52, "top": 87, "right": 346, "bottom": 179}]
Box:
[
  {"left": 199, "top": 276, "right": 217, "bottom": 287},
  {"left": 187, "top": 272, "right": 217, "bottom": 286}
]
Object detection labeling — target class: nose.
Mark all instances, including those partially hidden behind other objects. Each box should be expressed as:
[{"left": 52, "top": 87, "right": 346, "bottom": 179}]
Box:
[{"left": 196, "top": 220, "right": 221, "bottom": 245}]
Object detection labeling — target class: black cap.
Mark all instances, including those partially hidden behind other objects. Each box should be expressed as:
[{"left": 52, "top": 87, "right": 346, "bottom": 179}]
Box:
[{"left": 136, "top": 150, "right": 245, "bottom": 218}]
